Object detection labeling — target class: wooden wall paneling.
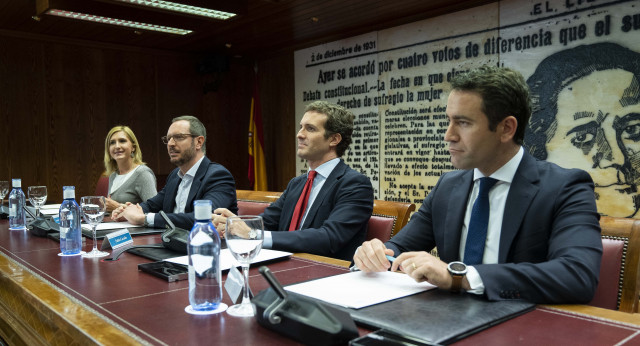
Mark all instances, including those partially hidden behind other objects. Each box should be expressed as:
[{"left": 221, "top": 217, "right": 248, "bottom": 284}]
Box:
[
  {"left": 80, "top": 46, "right": 109, "bottom": 200},
  {"left": 101, "top": 49, "right": 160, "bottom": 188},
  {"left": 43, "top": 43, "right": 102, "bottom": 200},
  {"left": 154, "top": 54, "right": 203, "bottom": 180},
  {"left": 199, "top": 59, "right": 253, "bottom": 190},
  {"left": 258, "top": 53, "right": 296, "bottom": 192},
  {"left": 0, "top": 37, "right": 8, "bottom": 183},
  {"left": 0, "top": 36, "right": 48, "bottom": 193}
]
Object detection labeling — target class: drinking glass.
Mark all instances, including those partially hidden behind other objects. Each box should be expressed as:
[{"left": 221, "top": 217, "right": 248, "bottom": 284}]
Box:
[
  {"left": 225, "top": 215, "right": 264, "bottom": 317},
  {"left": 28, "top": 186, "right": 47, "bottom": 218},
  {"left": 0, "top": 181, "right": 9, "bottom": 208},
  {"left": 80, "top": 196, "right": 109, "bottom": 258}
]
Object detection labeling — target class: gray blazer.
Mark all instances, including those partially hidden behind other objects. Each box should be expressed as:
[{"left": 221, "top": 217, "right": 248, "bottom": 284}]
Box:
[{"left": 108, "top": 165, "right": 157, "bottom": 205}]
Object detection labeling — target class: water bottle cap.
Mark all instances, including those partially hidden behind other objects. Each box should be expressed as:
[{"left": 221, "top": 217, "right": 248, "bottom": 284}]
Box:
[
  {"left": 63, "top": 186, "right": 75, "bottom": 199},
  {"left": 193, "top": 200, "right": 212, "bottom": 220},
  {"left": 12, "top": 179, "right": 21, "bottom": 188}
]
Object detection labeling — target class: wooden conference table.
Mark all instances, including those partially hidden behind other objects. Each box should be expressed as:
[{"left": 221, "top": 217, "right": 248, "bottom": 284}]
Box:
[{"left": 0, "top": 219, "right": 639, "bottom": 345}]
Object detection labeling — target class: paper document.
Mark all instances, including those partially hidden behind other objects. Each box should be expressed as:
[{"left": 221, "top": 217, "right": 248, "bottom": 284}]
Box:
[
  {"left": 285, "top": 271, "right": 436, "bottom": 309},
  {"left": 165, "top": 249, "right": 292, "bottom": 270},
  {"left": 166, "top": 249, "right": 292, "bottom": 271},
  {"left": 40, "top": 204, "right": 62, "bottom": 215},
  {"left": 81, "top": 222, "right": 142, "bottom": 231}
]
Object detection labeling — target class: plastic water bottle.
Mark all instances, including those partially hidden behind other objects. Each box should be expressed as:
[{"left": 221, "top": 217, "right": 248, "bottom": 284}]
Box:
[
  {"left": 8, "top": 179, "right": 26, "bottom": 230},
  {"left": 59, "top": 186, "right": 82, "bottom": 255},
  {"left": 188, "top": 200, "right": 222, "bottom": 311}
]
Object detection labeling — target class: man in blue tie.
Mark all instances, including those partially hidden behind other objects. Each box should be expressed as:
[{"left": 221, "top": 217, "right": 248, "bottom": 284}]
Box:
[
  {"left": 214, "top": 101, "right": 374, "bottom": 261},
  {"left": 354, "top": 66, "right": 602, "bottom": 304}
]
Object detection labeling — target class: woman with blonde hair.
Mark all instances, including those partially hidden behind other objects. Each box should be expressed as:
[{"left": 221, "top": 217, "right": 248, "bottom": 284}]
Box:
[{"left": 103, "top": 126, "right": 157, "bottom": 212}]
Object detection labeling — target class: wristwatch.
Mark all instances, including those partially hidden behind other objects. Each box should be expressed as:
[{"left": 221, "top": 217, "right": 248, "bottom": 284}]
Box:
[
  {"left": 143, "top": 213, "right": 150, "bottom": 227},
  {"left": 447, "top": 261, "right": 467, "bottom": 293}
]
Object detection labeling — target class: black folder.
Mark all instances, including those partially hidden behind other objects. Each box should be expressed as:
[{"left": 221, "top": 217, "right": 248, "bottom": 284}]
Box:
[{"left": 347, "top": 289, "right": 534, "bottom": 345}]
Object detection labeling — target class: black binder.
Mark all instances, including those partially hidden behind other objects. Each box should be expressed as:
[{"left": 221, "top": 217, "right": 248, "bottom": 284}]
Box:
[{"left": 348, "top": 289, "right": 534, "bottom": 345}]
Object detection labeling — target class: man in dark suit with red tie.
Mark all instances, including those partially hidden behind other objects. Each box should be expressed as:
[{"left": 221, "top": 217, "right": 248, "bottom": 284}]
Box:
[{"left": 214, "top": 101, "right": 374, "bottom": 261}]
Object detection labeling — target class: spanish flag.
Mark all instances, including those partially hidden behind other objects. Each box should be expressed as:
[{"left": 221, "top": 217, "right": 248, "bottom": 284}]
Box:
[{"left": 248, "top": 71, "right": 267, "bottom": 191}]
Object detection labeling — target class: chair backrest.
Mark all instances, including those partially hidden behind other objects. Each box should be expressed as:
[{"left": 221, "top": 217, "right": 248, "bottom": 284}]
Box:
[
  {"left": 236, "top": 190, "right": 282, "bottom": 203},
  {"left": 366, "top": 215, "right": 395, "bottom": 242},
  {"left": 372, "top": 199, "right": 416, "bottom": 238},
  {"left": 235, "top": 190, "right": 416, "bottom": 243},
  {"left": 365, "top": 200, "right": 416, "bottom": 242},
  {"left": 589, "top": 216, "right": 640, "bottom": 313},
  {"left": 237, "top": 200, "right": 271, "bottom": 216},
  {"left": 94, "top": 175, "right": 109, "bottom": 197},
  {"left": 236, "top": 190, "right": 283, "bottom": 216}
]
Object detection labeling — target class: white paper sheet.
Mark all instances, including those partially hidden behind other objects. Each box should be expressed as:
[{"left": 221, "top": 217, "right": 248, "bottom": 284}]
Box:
[
  {"left": 284, "top": 271, "right": 436, "bottom": 309},
  {"left": 166, "top": 248, "right": 292, "bottom": 271},
  {"left": 81, "top": 222, "right": 142, "bottom": 231},
  {"left": 39, "top": 204, "right": 62, "bottom": 215}
]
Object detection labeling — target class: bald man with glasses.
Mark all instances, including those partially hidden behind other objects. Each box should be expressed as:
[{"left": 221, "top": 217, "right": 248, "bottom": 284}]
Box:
[{"left": 113, "top": 115, "right": 238, "bottom": 229}]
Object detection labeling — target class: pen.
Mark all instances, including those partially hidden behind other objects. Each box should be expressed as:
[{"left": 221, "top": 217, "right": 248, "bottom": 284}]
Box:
[
  {"left": 385, "top": 254, "right": 396, "bottom": 264},
  {"left": 349, "top": 255, "right": 396, "bottom": 272}
]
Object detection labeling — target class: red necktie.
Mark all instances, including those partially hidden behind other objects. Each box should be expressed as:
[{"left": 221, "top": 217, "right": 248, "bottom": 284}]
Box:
[{"left": 288, "top": 171, "right": 317, "bottom": 231}]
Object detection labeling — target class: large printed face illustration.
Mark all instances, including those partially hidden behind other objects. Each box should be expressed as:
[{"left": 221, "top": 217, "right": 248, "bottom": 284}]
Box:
[{"left": 545, "top": 69, "right": 640, "bottom": 217}]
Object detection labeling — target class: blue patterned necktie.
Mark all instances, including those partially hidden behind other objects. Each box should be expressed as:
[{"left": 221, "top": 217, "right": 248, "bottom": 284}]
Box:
[{"left": 464, "top": 177, "right": 498, "bottom": 265}]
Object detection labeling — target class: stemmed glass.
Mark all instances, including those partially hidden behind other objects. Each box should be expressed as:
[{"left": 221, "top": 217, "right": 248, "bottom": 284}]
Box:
[
  {"left": 225, "top": 215, "right": 264, "bottom": 317},
  {"left": 80, "top": 196, "right": 109, "bottom": 258},
  {"left": 28, "top": 186, "right": 47, "bottom": 218},
  {"left": 0, "top": 181, "right": 9, "bottom": 211}
]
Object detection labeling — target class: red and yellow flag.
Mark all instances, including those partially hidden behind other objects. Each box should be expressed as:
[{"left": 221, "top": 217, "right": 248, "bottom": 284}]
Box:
[{"left": 248, "top": 72, "right": 267, "bottom": 191}]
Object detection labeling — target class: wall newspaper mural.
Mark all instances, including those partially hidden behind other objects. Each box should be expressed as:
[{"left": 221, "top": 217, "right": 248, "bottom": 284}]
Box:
[{"left": 294, "top": 0, "right": 640, "bottom": 217}]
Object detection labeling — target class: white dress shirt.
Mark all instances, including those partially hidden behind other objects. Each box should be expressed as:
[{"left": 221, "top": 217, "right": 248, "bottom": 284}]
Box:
[{"left": 463, "top": 147, "right": 524, "bottom": 294}]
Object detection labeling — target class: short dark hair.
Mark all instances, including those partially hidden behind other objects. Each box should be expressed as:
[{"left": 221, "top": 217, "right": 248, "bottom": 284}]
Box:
[
  {"left": 450, "top": 65, "right": 531, "bottom": 145},
  {"left": 172, "top": 115, "right": 207, "bottom": 153},
  {"left": 525, "top": 43, "right": 640, "bottom": 159},
  {"left": 304, "top": 101, "right": 355, "bottom": 157}
]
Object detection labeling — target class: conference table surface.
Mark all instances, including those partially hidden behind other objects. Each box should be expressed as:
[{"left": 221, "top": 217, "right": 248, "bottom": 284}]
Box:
[{"left": 0, "top": 219, "right": 639, "bottom": 345}]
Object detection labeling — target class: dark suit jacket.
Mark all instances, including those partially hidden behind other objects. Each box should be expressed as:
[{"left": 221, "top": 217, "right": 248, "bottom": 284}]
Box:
[
  {"left": 141, "top": 156, "right": 238, "bottom": 230},
  {"left": 261, "top": 160, "right": 374, "bottom": 261},
  {"left": 387, "top": 151, "right": 602, "bottom": 304}
]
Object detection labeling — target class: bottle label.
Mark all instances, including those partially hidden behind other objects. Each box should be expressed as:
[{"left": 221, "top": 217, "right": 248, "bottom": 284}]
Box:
[
  {"left": 60, "top": 226, "right": 69, "bottom": 238},
  {"left": 9, "top": 205, "right": 16, "bottom": 217}
]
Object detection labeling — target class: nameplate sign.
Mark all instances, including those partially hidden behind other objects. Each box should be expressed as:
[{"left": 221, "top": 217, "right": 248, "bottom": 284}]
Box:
[{"left": 103, "top": 229, "right": 134, "bottom": 250}]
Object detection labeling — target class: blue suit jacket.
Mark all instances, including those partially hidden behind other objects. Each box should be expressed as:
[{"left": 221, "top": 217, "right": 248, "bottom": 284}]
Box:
[
  {"left": 261, "top": 160, "right": 374, "bottom": 261},
  {"left": 141, "top": 156, "right": 238, "bottom": 230},
  {"left": 387, "top": 151, "right": 602, "bottom": 304}
]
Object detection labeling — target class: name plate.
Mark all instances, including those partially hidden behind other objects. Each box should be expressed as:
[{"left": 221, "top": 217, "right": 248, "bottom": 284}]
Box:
[{"left": 103, "top": 229, "right": 134, "bottom": 250}]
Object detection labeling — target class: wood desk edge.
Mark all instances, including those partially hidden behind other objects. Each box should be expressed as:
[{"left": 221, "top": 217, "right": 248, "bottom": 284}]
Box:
[
  {"left": 293, "top": 253, "right": 351, "bottom": 268},
  {"left": 0, "top": 251, "right": 148, "bottom": 345},
  {"left": 541, "top": 304, "right": 640, "bottom": 326}
]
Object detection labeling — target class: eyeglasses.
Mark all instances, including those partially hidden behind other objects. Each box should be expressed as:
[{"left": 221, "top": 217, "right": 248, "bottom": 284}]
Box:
[{"left": 161, "top": 133, "right": 198, "bottom": 144}]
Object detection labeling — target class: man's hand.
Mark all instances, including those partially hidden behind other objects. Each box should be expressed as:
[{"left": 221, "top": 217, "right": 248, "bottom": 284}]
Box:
[
  {"left": 392, "top": 251, "right": 463, "bottom": 290},
  {"left": 353, "top": 239, "right": 396, "bottom": 272},
  {"left": 212, "top": 208, "right": 237, "bottom": 238},
  {"left": 116, "top": 203, "right": 146, "bottom": 226},
  {"left": 110, "top": 202, "right": 133, "bottom": 221}
]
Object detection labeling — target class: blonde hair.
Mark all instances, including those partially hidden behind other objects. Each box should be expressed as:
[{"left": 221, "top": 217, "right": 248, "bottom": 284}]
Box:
[{"left": 104, "top": 126, "right": 145, "bottom": 175}]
